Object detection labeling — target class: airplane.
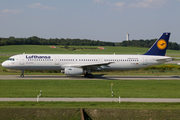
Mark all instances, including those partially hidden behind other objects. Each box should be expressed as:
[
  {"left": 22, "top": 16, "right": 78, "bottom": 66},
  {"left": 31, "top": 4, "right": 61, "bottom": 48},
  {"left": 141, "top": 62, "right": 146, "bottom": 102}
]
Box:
[{"left": 2, "top": 32, "right": 173, "bottom": 78}]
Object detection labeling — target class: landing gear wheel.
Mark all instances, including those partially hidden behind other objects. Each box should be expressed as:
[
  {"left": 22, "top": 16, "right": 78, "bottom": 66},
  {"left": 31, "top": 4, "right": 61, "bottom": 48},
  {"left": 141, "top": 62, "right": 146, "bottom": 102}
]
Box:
[
  {"left": 88, "top": 74, "right": 93, "bottom": 78},
  {"left": 20, "top": 75, "right": 24, "bottom": 77},
  {"left": 84, "top": 73, "right": 88, "bottom": 77},
  {"left": 84, "top": 71, "right": 93, "bottom": 78},
  {"left": 84, "top": 72, "right": 89, "bottom": 77}
]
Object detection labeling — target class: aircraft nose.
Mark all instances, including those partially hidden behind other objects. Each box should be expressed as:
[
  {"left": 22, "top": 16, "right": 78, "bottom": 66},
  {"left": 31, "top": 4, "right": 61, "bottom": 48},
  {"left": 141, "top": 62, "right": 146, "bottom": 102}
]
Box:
[{"left": 2, "top": 61, "right": 8, "bottom": 68}]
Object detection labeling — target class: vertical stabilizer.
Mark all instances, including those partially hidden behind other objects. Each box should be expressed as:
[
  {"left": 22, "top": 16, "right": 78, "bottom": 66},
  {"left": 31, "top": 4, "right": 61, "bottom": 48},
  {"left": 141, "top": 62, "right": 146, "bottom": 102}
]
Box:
[{"left": 144, "top": 32, "right": 170, "bottom": 56}]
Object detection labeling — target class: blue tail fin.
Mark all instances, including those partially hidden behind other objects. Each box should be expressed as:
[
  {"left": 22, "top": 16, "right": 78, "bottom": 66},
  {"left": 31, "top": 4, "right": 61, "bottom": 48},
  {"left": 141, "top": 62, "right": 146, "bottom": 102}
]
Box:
[{"left": 144, "top": 32, "right": 170, "bottom": 56}]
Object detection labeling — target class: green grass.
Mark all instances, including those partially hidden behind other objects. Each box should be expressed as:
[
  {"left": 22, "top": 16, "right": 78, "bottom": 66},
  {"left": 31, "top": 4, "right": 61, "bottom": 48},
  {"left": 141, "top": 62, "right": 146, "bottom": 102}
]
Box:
[
  {"left": 0, "top": 108, "right": 81, "bottom": 120},
  {"left": 0, "top": 56, "right": 9, "bottom": 63},
  {"left": 0, "top": 80, "right": 180, "bottom": 98},
  {"left": 0, "top": 107, "right": 180, "bottom": 120},
  {"left": 1, "top": 107, "right": 180, "bottom": 120},
  {"left": 0, "top": 45, "right": 179, "bottom": 54}
]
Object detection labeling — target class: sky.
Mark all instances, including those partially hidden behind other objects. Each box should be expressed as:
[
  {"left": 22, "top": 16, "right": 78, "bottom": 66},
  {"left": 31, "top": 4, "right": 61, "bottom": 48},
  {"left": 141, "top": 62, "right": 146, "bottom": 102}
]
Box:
[{"left": 0, "top": 0, "right": 180, "bottom": 43}]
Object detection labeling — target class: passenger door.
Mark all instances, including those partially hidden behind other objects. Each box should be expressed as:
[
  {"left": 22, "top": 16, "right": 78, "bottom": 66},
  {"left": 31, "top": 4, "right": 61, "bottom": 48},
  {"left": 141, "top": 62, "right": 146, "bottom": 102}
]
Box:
[
  {"left": 143, "top": 57, "right": 147, "bottom": 65},
  {"left": 55, "top": 56, "right": 59, "bottom": 65},
  {"left": 19, "top": 55, "right": 24, "bottom": 65}
]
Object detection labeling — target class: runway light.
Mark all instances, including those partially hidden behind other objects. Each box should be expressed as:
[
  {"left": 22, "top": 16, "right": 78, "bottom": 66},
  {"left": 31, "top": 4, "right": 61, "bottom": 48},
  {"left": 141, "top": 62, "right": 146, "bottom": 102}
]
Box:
[
  {"left": 111, "top": 83, "right": 113, "bottom": 91},
  {"left": 39, "top": 90, "right": 42, "bottom": 97},
  {"left": 37, "top": 95, "right": 39, "bottom": 102},
  {"left": 37, "top": 90, "right": 42, "bottom": 102},
  {"left": 119, "top": 96, "right": 121, "bottom": 103},
  {"left": 111, "top": 83, "right": 113, "bottom": 97}
]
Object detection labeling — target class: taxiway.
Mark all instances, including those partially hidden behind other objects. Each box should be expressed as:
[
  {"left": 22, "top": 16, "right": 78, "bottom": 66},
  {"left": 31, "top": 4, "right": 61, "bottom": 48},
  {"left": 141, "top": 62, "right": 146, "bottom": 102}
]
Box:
[{"left": 0, "top": 75, "right": 180, "bottom": 80}]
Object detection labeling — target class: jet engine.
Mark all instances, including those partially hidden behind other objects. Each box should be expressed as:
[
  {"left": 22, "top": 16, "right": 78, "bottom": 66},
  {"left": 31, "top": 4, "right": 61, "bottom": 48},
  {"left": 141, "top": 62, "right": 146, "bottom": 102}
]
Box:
[{"left": 63, "top": 67, "right": 84, "bottom": 75}]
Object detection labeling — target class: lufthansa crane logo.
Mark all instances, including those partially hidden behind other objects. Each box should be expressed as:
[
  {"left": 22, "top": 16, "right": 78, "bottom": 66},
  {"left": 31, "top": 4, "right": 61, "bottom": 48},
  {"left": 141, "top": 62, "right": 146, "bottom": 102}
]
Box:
[{"left": 157, "top": 39, "right": 167, "bottom": 50}]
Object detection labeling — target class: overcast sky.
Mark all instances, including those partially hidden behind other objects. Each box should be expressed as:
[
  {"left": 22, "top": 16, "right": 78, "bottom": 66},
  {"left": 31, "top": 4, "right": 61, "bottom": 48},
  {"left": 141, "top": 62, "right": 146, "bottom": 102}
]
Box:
[{"left": 0, "top": 0, "right": 180, "bottom": 43}]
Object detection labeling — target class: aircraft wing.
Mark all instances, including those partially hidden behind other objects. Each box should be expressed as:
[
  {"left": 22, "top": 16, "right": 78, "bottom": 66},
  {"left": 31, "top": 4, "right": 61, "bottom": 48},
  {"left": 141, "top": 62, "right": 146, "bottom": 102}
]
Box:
[
  {"left": 61, "top": 62, "right": 114, "bottom": 68},
  {"left": 79, "top": 62, "right": 114, "bottom": 67}
]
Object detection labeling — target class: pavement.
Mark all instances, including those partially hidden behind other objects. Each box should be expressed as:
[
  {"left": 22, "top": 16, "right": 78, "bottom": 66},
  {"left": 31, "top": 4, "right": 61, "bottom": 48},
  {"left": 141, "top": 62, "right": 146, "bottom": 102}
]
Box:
[{"left": 0, "top": 75, "right": 180, "bottom": 80}]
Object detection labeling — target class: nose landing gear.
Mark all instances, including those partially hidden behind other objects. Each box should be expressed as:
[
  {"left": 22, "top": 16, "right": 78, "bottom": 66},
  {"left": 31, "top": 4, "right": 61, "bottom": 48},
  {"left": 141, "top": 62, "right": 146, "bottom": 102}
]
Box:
[{"left": 20, "top": 70, "right": 24, "bottom": 77}]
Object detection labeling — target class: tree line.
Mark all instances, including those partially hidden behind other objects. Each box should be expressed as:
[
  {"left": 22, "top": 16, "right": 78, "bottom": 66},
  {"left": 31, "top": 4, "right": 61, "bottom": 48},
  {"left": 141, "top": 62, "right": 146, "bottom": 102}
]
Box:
[
  {"left": 116, "top": 39, "right": 180, "bottom": 50},
  {"left": 0, "top": 36, "right": 114, "bottom": 46},
  {"left": 0, "top": 36, "right": 179, "bottom": 50}
]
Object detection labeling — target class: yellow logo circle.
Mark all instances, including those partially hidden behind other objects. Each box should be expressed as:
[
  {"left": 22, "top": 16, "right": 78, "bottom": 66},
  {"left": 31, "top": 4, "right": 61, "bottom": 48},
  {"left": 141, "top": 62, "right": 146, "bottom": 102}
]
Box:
[{"left": 157, "top": 39, "right": 167, "bottom": 50}]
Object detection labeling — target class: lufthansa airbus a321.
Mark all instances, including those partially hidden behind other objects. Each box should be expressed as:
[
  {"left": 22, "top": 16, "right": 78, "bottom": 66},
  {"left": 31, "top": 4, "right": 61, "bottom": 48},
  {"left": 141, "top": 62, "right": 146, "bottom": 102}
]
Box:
[{"left": 2, "top": 33, "right": 173, "bottom": 78}]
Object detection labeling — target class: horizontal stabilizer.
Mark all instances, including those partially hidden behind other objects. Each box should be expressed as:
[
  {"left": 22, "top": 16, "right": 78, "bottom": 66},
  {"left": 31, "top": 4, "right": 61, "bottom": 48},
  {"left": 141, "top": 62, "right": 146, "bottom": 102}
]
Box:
[{"left": 156, "top": 57, "right": 173, "bottom": 62}]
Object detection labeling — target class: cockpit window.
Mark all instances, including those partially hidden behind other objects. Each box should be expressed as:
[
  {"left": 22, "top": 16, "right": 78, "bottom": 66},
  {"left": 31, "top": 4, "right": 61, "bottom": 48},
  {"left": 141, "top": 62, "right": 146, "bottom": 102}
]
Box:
[{"left": 8, "top": 58, "right": 15, "bottom": 61}]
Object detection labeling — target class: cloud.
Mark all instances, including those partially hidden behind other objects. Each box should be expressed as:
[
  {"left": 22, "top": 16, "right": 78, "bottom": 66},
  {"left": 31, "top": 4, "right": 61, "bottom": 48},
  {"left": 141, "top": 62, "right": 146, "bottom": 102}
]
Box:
[
  {"left": 113, "top": 2, "right": 125, "bottom": 11},
  {"left": 28, "top": 3, "right": 58, "bottom": 10},
  {"left": 93, "top": 0, "right": 110, "bottom": 4},
  {"left": 129, "top": 0, "right": 168, "bottom": 9},
  {"left": 114, "top": 2, "right": 125, "bottom": 7},
  {"left": 93, "top": 0, "right": 125, "bottom": 11},
  {"left": 93, "top": 0, "right": 103, "bottom": 3},
  {"left": 130, "top": 2, "right": 151, "bottom": 8},
  {"left": 0, "top": 9, "right": 23, "bottom": 14}
]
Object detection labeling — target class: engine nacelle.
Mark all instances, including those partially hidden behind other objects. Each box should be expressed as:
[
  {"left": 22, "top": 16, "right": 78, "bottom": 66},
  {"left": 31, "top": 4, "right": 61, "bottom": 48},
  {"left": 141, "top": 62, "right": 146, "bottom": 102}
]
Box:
[{"left": 64, "top": 67, "right": 84, "bottom": 75}]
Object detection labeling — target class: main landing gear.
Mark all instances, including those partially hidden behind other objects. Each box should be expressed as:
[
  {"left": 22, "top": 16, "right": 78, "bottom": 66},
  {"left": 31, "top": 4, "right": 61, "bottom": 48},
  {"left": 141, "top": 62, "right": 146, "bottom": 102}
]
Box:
[
  {"left": 84, "top": 72, "right": 94, "bottom": 78},
  {"left": 20, "top": 70, "right": 24, "bottom": 77}
]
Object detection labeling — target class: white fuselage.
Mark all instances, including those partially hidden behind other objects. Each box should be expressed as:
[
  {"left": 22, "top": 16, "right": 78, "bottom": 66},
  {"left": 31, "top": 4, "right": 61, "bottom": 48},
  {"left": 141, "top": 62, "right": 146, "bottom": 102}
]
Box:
[{"left": 2, "top": 54, "right": 172, "bottom": 71}]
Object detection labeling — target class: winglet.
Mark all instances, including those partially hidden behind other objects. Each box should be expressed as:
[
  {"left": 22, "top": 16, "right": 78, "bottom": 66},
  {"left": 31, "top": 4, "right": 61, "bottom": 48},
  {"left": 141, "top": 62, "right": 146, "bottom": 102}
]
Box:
[{"left": 144, "top": 32, "right": 170, "bottom": 56}]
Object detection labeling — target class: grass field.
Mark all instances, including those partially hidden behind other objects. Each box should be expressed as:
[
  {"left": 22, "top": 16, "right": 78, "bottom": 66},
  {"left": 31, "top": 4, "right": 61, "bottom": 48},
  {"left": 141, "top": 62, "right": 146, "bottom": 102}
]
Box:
[
  {"left": 0, "top": 56, "right": 9, "bottom": 63},
  {"left": 0, "top": 80, "right": 180, "bottom": 98},
  {"left": 1, "top": 102, "right": 180, "bottom": 119},
  {"left": 0, "top": 45, "right": 180, "bottom": 119},
  {"left": 0, "top": 45, "right": 179, "bottom": 54},
  {"left": 0, "top": 108, "right": 81, "bottom": 120},
  {"left": 0, "top": 45, "right": 179, "bottom": 64},
  {"left": 1, "top": 107, "right": 180, "bottom": 120}
]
